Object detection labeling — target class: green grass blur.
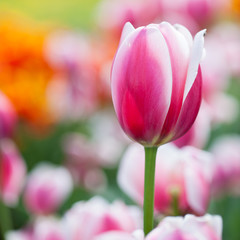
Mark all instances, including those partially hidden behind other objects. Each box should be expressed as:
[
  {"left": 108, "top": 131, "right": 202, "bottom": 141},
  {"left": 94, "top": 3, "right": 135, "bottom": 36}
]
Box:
[{"left": 0, "top": 0, "right": 100, "bottom": 29}]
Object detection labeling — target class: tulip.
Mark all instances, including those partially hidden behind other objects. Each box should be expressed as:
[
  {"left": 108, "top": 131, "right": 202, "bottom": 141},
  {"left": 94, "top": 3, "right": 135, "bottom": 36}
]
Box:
[
  {"left": 63, "top": 196, "right": 142, "bottom": 240},
  {"left": 111, "top": 21, "right": 205, "bottom": 235},
  {"left": 0, "top": 139, "right": 26, "bottom": 206},
  {"left": 24, "top": 164, "right": 73, "bottom": 215},
  {"left": 111, "top": 22, "right": 205, "bottom": 146},
  {"left": 118, "top": 143, "right": 213, "bottom": 216},
  {"left": 0, "top": 92, "right": 17, "bottom": 139},
  {"left": 146, "top": 214, "right": 222, "bottom": 240}
]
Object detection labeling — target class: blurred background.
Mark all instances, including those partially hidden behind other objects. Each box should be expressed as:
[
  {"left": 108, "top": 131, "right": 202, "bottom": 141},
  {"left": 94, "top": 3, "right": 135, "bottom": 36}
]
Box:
[{"left": 0, "top": 0, "right": 240, "bottom": 239}]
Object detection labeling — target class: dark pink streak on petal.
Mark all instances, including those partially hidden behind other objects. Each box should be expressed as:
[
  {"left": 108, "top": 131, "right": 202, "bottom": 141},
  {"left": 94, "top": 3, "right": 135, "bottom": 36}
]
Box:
[
  {"left": 121, "top": 90, "right": 145, "bottom": 140},
  {"left": 172, "top": 67, "right": 202, "bottom": 141}
]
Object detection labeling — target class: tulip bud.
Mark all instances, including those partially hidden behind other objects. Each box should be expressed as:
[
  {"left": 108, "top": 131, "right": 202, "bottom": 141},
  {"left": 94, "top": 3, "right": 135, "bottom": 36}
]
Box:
[
  {"left": 24, "top": 164, "right": 73, "bottom": 215},
  {"left": 111, "top": 22, "right": 205, "bottom": 146},
  {"left": 0, "top": 139, "right": 26, "bottom": 206}
]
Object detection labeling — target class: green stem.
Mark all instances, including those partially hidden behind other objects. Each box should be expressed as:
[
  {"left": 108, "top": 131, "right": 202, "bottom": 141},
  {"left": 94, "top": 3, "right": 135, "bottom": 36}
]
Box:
[
  {"left": 172, "top": 191, "right": 180, "bottom": 216},
  {"left": 143, "top": 146, "right": 158, "bottom": 236},
  {"left": 0, "top": 199, "right": 12, "bottom": 239}
]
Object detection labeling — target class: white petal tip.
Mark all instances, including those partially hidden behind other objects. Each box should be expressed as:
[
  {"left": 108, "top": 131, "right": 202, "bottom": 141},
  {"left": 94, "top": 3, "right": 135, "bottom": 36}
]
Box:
[{"left": 120, "top": 22, "right": 135, "bottom": 44}]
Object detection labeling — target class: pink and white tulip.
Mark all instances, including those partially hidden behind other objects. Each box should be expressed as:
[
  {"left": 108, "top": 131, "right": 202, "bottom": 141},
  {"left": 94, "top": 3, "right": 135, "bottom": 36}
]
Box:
[
  {"left": 111, "top": 21, "right": 205, "bottom": 146},
  {"left": 118, "top": 143, "right": 213, "bottom": 215},
  {"left": 24, "top": 164, "right": 73, "bottom": 215},
  {"left": 0, "top": 91, "right": 17, "bottom": 139},
  {"left": 0, "top": 139, "right": 26, "bottom": 206},
  {"left": 63, "top": 196, "right": 142, "bottom": 240},
  {"left": 146, "top": 214, "right": 222, "bottom": 240}
]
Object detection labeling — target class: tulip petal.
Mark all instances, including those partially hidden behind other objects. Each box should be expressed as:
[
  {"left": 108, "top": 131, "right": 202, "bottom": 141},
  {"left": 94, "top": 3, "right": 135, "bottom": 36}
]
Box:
[
  {"left": 120, "top": 22, "right": 136, "bottom": 45},
  {"left": 157, "top": 22, "right": 190, "bottom": 139},
  {"left": 174, "top": 24, "right": 193, "bottom": 47},
  {"left": 172, "top": 67, "right": 202, "bottom": 141},
  {"left": 183, "top": 29, "right": 206, "bottom": 102}
]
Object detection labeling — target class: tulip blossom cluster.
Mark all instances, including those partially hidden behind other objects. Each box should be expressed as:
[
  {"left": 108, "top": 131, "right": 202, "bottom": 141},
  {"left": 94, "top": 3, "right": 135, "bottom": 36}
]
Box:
[{"left": 6, "top": 198, "right": 222, "bottom": 240}]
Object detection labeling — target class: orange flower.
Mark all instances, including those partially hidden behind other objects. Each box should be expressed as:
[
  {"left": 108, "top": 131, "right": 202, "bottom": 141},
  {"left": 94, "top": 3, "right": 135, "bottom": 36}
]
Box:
[{"left": 0, "top": 16, "right": 54, "bottom": 128}]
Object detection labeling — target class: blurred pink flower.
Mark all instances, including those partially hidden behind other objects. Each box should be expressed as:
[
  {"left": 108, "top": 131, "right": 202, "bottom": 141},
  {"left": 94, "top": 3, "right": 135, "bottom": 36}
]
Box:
[
  {"left": 33, "top": 217, "right": 65, "bottom": 240},
  {"left": 200, "top": 27, "right": 239, "bottom": 124},
  {"left": 63, "top": 196, "right": 142, "bottom": 240},
  {"left": 118, "top": 143, "right": 213, "bottom": 215},
  {"left": 0, "top": 91, "right": 17, "bottom": 139},
  {"left": 146, "top": 214, "right": 222, "bottom": 240},
  {"left": 95, "top": 0, "right": 162, "bottom": 37},
  {"left": 94, "top": 230, "right": 144, "bottom": 240},
  {"left": 24, "top": 164, "right": 73, "bottom": 215},
  {"left": 111, "top": 22, "right": 205, "bottom": 146},
  {"left": 0, "top": 139, "right": 26, "bottom": 206},
  {"left": 63, "top": 111, "right": 127, "bottom": 192},
  {"left": 45, "top": 30, "right": 98, "bottom": 121},
  {"left": 208, "top": 23, "right": 240, "bottom": 78},
  {"left": 210, "top": 135, "right": 240, "bottom": 196},
  {"left": 6, "top": 217, "right": 65, "bottom": 240},
  {"left": 161, "top": 0, "right": 228, "bottom": 27}
]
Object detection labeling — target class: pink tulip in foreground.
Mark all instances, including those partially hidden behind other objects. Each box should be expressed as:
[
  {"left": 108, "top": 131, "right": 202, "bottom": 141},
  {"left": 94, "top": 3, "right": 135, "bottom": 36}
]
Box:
[
  {"left": 118, "top": 143, "right": 213, "bottom": 216},
  {"left": 0, "top": 139, "right": 26, "bottom": 206},
  {"left": 63, "top": 196, "right": 142, "bottom": 240},
  {"left": 24, "top": 164, "right": 73, "bottom": 215},
  {"left": 146, "top": 214, "right": 222, "bottom": 240},
  {"left": 111, "top": 21, "right": 205, "bottom": 146},
  {"left": 111, "top": 21, "right": 205, "bottom": 235}
]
